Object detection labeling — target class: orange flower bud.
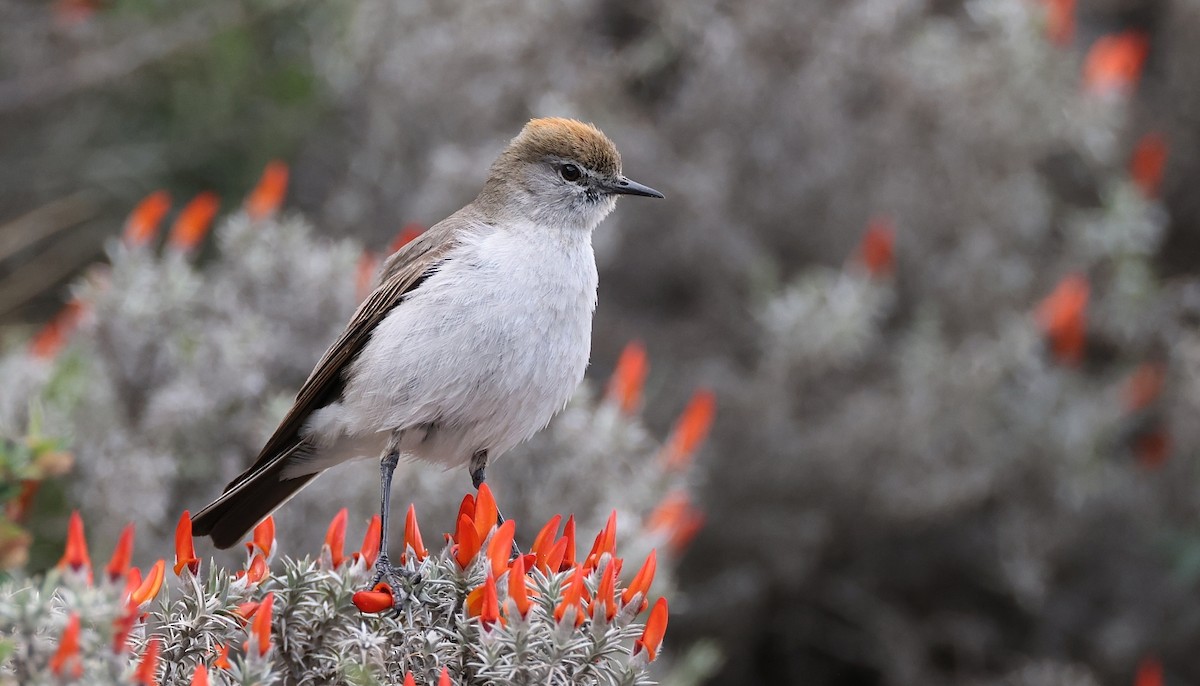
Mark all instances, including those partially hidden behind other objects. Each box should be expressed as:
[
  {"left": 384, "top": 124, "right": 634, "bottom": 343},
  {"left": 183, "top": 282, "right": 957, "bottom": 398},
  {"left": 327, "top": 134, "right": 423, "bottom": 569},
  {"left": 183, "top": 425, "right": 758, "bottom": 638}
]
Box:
[
  {"left": 191, "top": 664, "right": 210, "bottom": 686},
  {"left": 530, "top": 514, "right": 562, "bottom": 572},
  {"left": 661, "top": 389, "right": 716, "bottom": 471},
  {"left": 1130, "top": 132, "right": 1168, "bottom": 198},
  {"left": 592, "top": 561, "right": 618, "bottom": 622},
  {"left": 352, "top": 582, "right": 396, "bottom": 613},
  {"left": 1083, "top": 31, "right": 1149, "bottom": 96},
  {"left": 123, "top": 191, "right": 171, "bottom": 247},
  {"left": 131, "top": 559, "right": 166, "bottom": 607},
  {"left": 173, "top": 511, "right": 200, "bottom": 577},
  {"left": 403, "top": 504, "right": 428, "bottom": 563},
  {"left": 323, "top": 508, "right": 348, "bottom": 568},
  {"left": 49, "top": 613, "right": 82, "bottom": 677},
  {"left": 606, "top": 341, "right": 648, "bottom": 414},
  {"left": 487, "top": 519, "right": 516, "bottom": 578},
  {"left": 1035, "top": 274, "right": 1089, "bottom": 366},
  {"left": 473, "top": 483, "right": 499, "bottom": 542},
  {"left": 134, "top": 637, "right": 161, "bottom": 685},
  {"left": 560, "top": 515, "right": 576, "bottom": 572},
  {"left": 105, "top": 523, "right": 135, "bottom": 583},
  {"left": 245, "top": 161, "right": 289, "bottom": 221},
  {"left": 214, "top": 643, "right": 231, "bottom": 669},
  {"left": 247, "top": 592, "right": 274, "bottom": 657},
  {"left": 855, "top": 216, "right": 896, "bottom": 278},
  {"left": 403, "top": 673, "right": 417, "bottom": 686},
  {"left": 439, "top": 667, "right": 452, "bottom": 686},
  {"left": 57, "top": 510, "right": 92, "bottom": 584},
  {"left": 622, "top": 549, "right": 658, "bottom": 612},
  {"left": 454, "top": 514, "right": 481, "bottom": 569},
  {"left": 353, "top": 514, "right": 382, "bottom": 567},
  {"left": 633, "top": 597, "right": 669, "bottom": 662},
  {"left": 554, "top": 565, "right": 586, "bottom": 627},
  {"left": 168, "top": 192, "right": 219, "bottom": 252},
  {"left": 246, "top": 516, "right": 275, "bottom": 560},
  {"left": 507, "top": 554, "right": 532, "bottom": 619},
  {"left": 584, "top": 510, "right": 618, "bottom": 571}
]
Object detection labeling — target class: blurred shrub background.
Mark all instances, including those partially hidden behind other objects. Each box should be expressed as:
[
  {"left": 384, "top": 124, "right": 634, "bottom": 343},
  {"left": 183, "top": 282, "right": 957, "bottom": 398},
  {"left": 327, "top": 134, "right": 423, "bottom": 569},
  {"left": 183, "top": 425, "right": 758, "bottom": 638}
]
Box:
[{"left": 3, "top": 0, "right": 1200, "bottom": 684}]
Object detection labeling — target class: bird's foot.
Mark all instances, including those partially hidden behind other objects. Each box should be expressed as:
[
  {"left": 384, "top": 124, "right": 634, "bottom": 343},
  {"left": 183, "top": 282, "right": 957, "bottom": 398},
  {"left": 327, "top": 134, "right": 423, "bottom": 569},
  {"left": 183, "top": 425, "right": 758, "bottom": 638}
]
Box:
[{"left": 371, "top": 553, "right": 420, "bottom": 587}]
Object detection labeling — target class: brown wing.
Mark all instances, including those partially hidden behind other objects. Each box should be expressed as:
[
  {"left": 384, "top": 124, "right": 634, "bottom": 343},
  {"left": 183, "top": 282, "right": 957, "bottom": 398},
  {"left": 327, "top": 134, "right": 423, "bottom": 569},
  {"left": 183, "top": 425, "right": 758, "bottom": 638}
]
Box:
[{"left": 227, "top": 224, "right": 458, "bottom": 491}]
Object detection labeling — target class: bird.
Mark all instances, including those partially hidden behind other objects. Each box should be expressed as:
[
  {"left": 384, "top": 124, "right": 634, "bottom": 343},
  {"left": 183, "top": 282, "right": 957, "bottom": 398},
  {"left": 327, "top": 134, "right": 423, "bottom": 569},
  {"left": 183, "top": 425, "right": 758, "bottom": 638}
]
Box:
[{"left": 192, "top": 117, "right": 663, "bottom": 585}]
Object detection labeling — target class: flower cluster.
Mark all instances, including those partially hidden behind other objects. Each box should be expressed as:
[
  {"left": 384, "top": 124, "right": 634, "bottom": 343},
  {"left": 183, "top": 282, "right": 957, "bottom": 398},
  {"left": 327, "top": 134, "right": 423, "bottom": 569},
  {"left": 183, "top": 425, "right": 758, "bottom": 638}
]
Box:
[{"left": 1, "top": 485, "right": 670, "bottom": 685}]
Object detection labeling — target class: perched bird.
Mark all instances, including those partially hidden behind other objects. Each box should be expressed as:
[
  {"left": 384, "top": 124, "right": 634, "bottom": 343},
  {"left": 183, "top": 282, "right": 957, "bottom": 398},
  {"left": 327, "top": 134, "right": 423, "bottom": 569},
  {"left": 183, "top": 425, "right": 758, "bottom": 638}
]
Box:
[{"left": 192, "top": 118, "right": 663, "bottom": 584}]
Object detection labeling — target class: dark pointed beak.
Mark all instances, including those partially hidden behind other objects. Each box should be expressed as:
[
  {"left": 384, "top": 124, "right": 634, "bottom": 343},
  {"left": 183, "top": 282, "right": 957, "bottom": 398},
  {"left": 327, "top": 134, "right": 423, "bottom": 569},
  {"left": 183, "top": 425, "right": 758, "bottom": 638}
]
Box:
[{"left": 609, "top": 176, "right": 664, "bottom": 199}]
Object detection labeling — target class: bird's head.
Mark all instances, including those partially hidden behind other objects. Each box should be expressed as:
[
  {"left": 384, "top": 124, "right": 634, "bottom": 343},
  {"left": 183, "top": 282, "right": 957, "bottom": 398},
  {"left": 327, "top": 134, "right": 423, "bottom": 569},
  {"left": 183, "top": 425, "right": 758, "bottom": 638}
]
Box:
[{"left": 479, "top": 117, "right": 663, "bottom": 230}]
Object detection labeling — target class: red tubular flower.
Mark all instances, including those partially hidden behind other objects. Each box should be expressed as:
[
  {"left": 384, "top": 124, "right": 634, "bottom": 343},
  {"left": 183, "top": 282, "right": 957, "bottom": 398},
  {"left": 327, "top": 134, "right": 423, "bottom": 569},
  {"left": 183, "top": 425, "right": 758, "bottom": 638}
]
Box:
[
  {"left": 473, "top": 483, "right": 499, "bottom": 541},
  {"left": 134, "top": 637, "right": 161, "bottom": 686},
  {"left": 855, "top": 216, "right": 896, "bottom": 278},
  {"left": 123, "top": 191, "right": 171, "bottom": 247},
  {"left": 247, "top": 592, "right": 274, "bottom": 657},
  {"left": 553, "top": 566, "right": 586, "bottom": 627},
  {"left": 238, "top": 554, "right": 268, "bottom": 585},
  {"left": 246, "top": 516, "right": 276, "bottom": 560},
  {"left": 105, "top": 523, "right": 135, "bottom": 583},
  {"left": 1130, "top": 132, "right": 1168, "bottom": 198},
  {"left": 592, "top": 561, "right": 618, "bottom": 622},
  {"left": 456, "top": 493, "right": 476, "bottom": 526},
  {"left": 1135, "top": 656, "right": 1163, "bottom": 686},
  {"left": 213, "top": 644, "right": 231, "bottom": 669},
  {"left": 403, "top": 673, "right": 417, "bottom": 686},
  {"left": 633, "top": 598, "right": 669, "bottom": 662},
  {"left": 531, "top": 514, "right": 562, "bottom": 572},
  {"left": 661, "top": 389, "right": 716, "bottom": 471},
  {"left": 352, "top": 582, "right": 395, "bottom": 613},
  {"left": 58, "top": 510, "right": 93, "bottom": 584},
  {"left": 131, "top": 559, "right": 166, "bottom": 607},
  {"left": 544, "top": 537, "right": 569, "bottom": 576},
  {"left": 29, "top": 299, "right": 88, "bottom": 360},
  {"left": 174, "top": 511, "right": 200, "bottom": 577},
  {"left": 353, "top": 514, "right": 382, "bottom": 567},
  {"left": 245, "top": 161, "right": 289, "bottom": 221},
  {"left": 507, "top": 554, "right": 532, "bottom": 619},
  {"left": 234, "top": 601, "right": 261, "bottom": 622},
  {"left": 1082, "top": 31, "right": 1150, "bottom": 96},
  {"left": 190, "top": 664, "right": 210, "bottom": 686},
  {"left": 113, "top": 606, "right": 137, "bottom": 654},
  {"left": 324, "top": 508, "right": 348, "bottom": 568},
  {"left": 168, "top": 192, "right": 220, "bottom": 252},
  {"left": 606, "top": 341, "right": 648, "bottom": 414},
  {"left": 487, "top": 519, "right": 516, "bottom": 578},
  {"left": 454, "top": 513, "right": 482, "bottom": 569},
  {"left": 584, "top": 510, "right": 618, "bottom": 571},
  {"left": 622, "top": 549, "right": 658, "bottom": 612},
  {"left": 475, "top": 571, "right": 501, "bottom": 630},
  {"left": 439, "top": 667, "right": 452, "bottom": 686},
  {"left": 49, "top": 613, "right": 82, "bottom": 677},
  {"left": 391, "top": 223, "right": 425, "bottom": 253},
  {"left": 403, "top": 504, "right": 428, "bottom": 563},
  {"left": 647, "top": 493, "right": 706, "bottom": 554},
  {"left": 560, "top": 515, "right": 576, "bottom": 571},
  {"left": 1035, "top": 274, "right": 1089, "bottom": 366}
]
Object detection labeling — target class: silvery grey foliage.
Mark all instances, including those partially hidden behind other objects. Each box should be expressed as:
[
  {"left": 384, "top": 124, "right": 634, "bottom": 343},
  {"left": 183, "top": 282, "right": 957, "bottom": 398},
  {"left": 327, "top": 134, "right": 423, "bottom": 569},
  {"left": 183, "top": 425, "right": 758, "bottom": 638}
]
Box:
[{"left": 0, "top": 525, "right": 666, "bottom": 685}]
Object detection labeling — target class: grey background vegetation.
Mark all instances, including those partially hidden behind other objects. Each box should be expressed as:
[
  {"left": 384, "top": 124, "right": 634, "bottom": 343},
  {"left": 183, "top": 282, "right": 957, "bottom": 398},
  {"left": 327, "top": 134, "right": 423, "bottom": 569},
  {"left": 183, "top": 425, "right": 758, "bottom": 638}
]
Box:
[{"left": 3, "top": 0, "right": 1200, "bottom": 684}]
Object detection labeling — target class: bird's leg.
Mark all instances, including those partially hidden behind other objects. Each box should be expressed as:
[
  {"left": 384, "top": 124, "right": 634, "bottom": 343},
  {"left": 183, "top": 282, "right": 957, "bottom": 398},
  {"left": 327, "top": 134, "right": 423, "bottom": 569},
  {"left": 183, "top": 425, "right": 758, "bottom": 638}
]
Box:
[
  {"left": 372, "top": 436, "right": 419, "bottom": 590},
  {"left": 470, "top": 449, "right": 522, "bottom": 559}
]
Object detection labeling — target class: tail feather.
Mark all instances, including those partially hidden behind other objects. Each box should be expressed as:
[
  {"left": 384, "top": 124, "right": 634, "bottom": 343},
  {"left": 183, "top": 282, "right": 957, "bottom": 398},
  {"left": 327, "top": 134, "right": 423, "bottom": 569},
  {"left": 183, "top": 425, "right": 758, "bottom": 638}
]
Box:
[{"left": 193, "top": 444, "right": 321, "bottom": 549}]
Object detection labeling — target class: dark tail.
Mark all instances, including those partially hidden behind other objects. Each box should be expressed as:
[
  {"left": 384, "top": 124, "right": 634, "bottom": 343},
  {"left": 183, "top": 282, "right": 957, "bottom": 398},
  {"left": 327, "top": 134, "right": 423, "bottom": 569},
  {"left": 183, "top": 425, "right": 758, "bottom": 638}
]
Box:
[{"left": 192, "top": 444, "right": 320, "bottom": 549}]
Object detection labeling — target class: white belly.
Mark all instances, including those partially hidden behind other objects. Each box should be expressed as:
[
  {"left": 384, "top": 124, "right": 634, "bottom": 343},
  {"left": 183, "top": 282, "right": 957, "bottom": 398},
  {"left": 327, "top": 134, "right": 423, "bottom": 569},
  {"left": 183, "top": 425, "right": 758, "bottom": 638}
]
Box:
[{"left": 302, "top": 226, "right": 597, "bottom": 470}]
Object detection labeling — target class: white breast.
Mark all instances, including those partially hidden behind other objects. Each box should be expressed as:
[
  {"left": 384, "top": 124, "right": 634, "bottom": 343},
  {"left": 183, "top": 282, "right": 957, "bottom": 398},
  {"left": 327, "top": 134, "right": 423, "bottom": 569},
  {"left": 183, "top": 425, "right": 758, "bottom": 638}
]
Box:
[{"left": 309, "top": 223, "right": 598, "bottom": 469}]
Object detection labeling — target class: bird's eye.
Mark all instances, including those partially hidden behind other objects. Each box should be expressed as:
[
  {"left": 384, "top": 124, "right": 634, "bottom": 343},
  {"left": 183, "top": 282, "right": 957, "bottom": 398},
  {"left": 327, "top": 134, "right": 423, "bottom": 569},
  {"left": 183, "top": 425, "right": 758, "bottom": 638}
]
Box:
[{"left": 560, "top": 164, "right": 582, "bottom": 182}]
